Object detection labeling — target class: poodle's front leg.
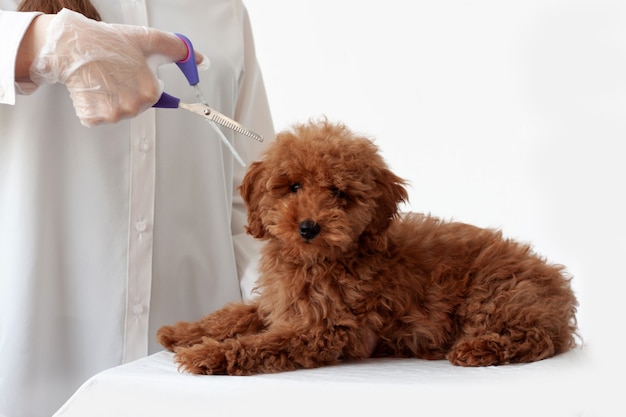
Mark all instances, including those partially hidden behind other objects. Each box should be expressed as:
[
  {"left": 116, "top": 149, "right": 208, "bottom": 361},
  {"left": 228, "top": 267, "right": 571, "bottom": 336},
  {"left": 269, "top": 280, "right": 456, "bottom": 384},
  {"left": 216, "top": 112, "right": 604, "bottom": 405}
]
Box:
[
  {"left": 173, "top": 327, "right": 361, "bottom": 375},
  {"left": 157, "top": 302, "right": 265, "bottom": 351}
]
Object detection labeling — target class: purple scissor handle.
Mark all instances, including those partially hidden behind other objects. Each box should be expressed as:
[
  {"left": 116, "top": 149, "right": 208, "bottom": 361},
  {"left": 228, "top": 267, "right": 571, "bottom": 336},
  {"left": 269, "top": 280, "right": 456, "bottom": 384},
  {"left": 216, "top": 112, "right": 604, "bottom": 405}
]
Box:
[
  {"left": 153, "top": 33, "right": 199, "bottom": 108},
  {"left": 152, "top": 33, "right": 263, "bottom": 142}
]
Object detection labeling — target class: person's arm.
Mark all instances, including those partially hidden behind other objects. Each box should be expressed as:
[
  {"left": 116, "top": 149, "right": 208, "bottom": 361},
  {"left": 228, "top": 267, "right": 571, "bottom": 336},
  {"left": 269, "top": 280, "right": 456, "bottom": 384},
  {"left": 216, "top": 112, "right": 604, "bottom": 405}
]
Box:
[
  {"left": 231, "top": 5, "right": 276, "bottom": 300},
  {"left": 2, "top": 8, "right": 194, "bottom": 127},
  {"left": 14, "top": 13, "right": 54, "bottom": 82},
  {"left": 0, "top": 10, "right": 42, "bottom": 104}
]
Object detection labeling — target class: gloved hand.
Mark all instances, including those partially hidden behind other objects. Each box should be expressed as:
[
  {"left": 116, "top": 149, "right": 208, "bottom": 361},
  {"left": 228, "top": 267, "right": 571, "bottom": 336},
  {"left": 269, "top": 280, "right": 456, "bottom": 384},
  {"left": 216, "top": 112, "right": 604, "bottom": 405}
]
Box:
[{"left": 30, "top": 8, "right": 191, "bottom": 127}]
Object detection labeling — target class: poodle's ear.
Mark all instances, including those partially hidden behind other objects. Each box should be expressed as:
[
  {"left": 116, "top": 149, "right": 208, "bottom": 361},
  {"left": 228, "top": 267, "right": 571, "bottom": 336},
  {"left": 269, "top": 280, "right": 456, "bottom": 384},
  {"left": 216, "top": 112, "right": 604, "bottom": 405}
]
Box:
[
  {"left": 363, "top": 166, "right": 408, "bottom": 249},
  {"left": 374, "top": 165, "right": 408, "bottom": 227},
  {"left": 239, "top": 160, "right": 268, "bottom": 239}
]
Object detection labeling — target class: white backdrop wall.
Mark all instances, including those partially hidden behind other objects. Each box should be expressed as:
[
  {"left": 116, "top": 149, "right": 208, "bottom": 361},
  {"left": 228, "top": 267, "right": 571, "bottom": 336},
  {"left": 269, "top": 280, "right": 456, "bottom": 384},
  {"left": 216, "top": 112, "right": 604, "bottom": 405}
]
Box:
[{"left": 244, "top": 0, "right": 626, "bottom": 369}]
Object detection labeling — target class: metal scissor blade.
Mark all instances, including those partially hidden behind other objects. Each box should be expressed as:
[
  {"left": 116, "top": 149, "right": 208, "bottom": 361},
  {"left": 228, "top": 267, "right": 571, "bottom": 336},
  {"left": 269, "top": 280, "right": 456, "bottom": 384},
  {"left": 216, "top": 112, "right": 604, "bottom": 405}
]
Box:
[
  {"left": 179, "top": 102, "right": 264, "bottom": 142},
  {"left": 207, "top": 110, "right": 265, "bottom": 143}
]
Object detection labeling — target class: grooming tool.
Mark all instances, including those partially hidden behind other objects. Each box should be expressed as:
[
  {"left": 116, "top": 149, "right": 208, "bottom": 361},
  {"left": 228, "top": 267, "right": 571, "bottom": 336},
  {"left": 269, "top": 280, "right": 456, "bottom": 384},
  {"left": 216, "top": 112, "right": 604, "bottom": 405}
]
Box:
[{"left": 153, "top": 33, "right": 264, "bottom": 143}]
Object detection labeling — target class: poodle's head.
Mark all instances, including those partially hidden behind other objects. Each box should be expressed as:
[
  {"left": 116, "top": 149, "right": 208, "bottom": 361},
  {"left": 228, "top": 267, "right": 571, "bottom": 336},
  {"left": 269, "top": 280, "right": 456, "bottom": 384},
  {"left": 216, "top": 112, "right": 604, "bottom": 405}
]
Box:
[{"left": 240, "top": 119, "right": 408, "bottom": 262}]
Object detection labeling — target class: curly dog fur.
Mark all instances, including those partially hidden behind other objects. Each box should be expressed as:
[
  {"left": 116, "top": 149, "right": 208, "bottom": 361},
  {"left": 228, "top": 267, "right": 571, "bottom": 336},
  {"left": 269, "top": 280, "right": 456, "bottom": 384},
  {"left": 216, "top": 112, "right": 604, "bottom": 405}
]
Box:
[{"left": 157, "top": 120, "right": 578, "bottom": 375}]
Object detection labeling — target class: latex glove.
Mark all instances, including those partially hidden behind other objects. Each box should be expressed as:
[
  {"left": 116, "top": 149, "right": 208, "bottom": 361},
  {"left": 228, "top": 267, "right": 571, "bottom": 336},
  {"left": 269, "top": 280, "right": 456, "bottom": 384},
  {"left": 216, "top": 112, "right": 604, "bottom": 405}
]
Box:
[{"left": 30, "top": 8, "right": 189, "bottom": 127}]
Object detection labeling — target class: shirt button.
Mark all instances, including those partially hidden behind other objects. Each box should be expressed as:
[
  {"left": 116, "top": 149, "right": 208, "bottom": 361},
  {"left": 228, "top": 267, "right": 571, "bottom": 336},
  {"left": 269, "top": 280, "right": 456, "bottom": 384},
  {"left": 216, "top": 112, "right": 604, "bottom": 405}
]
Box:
[
  {"left": 135, "top": 221, "right": 148, "bottom": 232},
  {"left": 140, "top": 141, "right": 151, "bottom": 153},
  {"left": 133, "top": 304, "right": 144, "bottom": 315}
]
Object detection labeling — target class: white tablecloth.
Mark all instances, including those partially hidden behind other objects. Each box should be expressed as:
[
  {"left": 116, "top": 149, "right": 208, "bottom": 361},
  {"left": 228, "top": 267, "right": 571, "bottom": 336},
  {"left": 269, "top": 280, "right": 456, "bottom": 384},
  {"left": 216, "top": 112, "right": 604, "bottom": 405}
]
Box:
[{"left": 54, "top": 348, "right": 593, "bottom": 417}]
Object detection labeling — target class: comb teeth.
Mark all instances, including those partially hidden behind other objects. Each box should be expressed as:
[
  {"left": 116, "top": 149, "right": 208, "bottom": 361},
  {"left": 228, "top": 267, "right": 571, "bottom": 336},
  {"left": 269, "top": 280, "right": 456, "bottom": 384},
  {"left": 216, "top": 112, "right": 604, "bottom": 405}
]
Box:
[{"left": 210, "top": 113, "right": 264, "bottom": 142}]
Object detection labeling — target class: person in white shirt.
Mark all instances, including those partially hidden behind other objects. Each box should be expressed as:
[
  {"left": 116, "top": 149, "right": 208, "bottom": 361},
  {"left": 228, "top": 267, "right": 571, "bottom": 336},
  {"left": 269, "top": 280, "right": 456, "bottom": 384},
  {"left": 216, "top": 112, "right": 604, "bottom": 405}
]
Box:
[{"left": 0, "top": 1, "right": 274, "bottom": 416}]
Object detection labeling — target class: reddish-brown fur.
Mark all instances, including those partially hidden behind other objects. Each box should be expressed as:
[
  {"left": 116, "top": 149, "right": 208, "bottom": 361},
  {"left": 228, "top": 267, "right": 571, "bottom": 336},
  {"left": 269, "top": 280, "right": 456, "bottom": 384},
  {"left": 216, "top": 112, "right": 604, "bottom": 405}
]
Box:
[{"left": 157, "top": 119, "right": 578, "bottom": 375}]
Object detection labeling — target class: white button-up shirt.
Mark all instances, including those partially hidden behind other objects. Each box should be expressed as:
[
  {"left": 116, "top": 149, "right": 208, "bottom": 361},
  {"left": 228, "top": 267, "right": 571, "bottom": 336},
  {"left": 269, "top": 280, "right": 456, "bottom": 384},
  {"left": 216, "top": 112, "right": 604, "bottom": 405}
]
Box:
[{"left": 0, "top": 1, "right": 274, "bottom": 416}]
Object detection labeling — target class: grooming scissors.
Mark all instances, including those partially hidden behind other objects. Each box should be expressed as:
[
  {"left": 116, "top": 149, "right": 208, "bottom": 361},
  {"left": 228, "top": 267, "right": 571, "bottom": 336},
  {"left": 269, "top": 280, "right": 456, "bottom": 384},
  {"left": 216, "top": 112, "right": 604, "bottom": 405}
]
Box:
[{"left": 153, "top": 34, "right": 263, "bottom": 143}]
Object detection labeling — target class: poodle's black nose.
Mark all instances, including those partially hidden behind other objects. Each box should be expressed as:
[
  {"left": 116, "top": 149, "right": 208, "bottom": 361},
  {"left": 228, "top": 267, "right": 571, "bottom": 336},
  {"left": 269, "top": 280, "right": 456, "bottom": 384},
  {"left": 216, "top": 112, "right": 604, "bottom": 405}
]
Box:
[{"left": 298, "top": 220, "right": 321, "bottom": 240}]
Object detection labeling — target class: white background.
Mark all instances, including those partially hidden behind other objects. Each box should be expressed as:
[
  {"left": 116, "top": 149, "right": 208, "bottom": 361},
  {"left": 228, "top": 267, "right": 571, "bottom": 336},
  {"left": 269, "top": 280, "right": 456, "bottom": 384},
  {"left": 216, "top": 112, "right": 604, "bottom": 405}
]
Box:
[{"left": 244, "top": 0, "right": 625, "bottom": 371}]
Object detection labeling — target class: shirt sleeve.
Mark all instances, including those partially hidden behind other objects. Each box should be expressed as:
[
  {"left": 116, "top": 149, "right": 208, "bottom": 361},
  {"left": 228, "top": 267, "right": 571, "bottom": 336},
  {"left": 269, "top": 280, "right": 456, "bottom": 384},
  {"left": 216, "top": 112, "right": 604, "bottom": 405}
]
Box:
[
  {"left": 0, "top": 10, "right": 43, "bottom": 104},
  {"left": 230, "top": 4, "right": 275, "bottom": 301}
]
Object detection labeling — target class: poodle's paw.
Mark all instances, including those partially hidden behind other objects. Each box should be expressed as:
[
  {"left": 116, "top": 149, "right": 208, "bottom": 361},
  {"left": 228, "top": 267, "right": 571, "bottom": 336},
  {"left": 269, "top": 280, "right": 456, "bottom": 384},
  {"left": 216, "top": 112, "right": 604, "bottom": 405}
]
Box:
[
  {"left": 157, "top": 322, "right": 207, "bottom": 351},
  {"left": 156, "top": 325, "right": 179, "bottom": 351},
  {"left": 446, "top": 335, "right": 510, "bottom": 366},
  {"left": 174, "top": 338, "right": 230, "bottom": 375}
]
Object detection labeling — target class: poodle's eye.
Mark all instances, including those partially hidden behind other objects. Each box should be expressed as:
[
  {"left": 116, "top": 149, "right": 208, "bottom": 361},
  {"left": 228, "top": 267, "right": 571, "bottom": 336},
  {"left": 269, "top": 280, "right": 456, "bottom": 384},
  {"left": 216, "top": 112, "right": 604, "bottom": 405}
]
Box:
[
  {"left": 289, "top": 183, "right": 301, "bottom": 193},
  {"left": 331, "top": 187, "right": 347, "bottom": 199}
]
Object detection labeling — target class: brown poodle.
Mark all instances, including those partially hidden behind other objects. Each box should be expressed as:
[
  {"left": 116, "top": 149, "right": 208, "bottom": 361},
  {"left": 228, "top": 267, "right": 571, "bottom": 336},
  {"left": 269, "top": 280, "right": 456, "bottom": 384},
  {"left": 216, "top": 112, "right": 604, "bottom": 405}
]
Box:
[{"left": 157, "top": 119, "right": 578, "bottom": 375}]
